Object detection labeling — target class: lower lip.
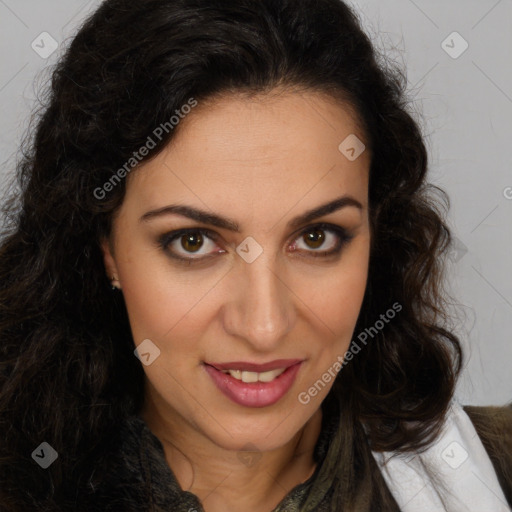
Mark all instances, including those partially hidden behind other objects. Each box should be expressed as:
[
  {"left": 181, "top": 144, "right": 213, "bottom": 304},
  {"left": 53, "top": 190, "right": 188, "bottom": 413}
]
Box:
[{"left": 204, "top": 362, "right": 302, "bottom": 408}]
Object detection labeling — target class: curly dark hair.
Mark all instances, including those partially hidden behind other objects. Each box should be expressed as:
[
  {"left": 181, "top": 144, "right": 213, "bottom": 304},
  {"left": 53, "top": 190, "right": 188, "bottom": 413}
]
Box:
[{"left": 0, "top": 0, "right": 462, "bottom": 510}]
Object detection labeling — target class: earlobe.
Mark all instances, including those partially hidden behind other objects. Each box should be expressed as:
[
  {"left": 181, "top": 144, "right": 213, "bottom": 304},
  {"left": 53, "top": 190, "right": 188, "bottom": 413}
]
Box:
[{"left": 100, "top": 237, "right": 121, "bottom": 290}]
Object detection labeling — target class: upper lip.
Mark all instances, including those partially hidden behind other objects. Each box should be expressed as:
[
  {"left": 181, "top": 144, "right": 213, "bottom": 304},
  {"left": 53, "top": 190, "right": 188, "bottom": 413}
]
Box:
[{"left": 205, "top": 359, "right": 303, "bottom": 372}]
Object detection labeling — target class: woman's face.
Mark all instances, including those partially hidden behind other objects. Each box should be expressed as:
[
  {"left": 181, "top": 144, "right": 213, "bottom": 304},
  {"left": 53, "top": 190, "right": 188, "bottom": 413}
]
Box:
[{"left": 102, "top": 89, "right": 371, "bottom": 452}]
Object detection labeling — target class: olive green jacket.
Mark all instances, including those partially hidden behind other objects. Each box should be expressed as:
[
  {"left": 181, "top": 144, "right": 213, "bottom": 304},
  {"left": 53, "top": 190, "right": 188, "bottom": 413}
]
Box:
[{"left": 82, "top": 404, "right": 512, "bottom": 511}]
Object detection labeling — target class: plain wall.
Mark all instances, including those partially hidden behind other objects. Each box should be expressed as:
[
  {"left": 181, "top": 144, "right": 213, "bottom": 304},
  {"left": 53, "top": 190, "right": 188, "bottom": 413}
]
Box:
[{"left": 0, "top": 0, "right": 511, "bottom": 406}]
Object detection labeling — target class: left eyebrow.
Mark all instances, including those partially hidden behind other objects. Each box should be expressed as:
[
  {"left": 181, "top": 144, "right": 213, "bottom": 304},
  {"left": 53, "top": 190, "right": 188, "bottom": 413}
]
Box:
[
  {"left": 139, "top": 195, "right": 363, "bottom": 231},
  {"left": 287, "top": 195, "right": 363, "bottom": 230}
]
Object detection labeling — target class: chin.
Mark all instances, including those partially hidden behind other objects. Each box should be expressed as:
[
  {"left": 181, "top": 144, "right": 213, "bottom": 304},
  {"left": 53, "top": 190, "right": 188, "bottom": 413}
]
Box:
[{"left": 200, "top": 409, "right": 309, "bottom": 453}]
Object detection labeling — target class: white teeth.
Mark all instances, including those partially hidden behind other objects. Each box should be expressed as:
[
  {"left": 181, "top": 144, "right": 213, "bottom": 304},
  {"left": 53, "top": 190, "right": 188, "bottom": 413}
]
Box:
[
  {"left": 257, "top": 368, "right": 286, "bottom": 382},
  {"left": 241, "top": 371, "right": 259, "bottom": 383},
  {"left": 222, "top": 368, "right": 286, "bottom": 383},
  {"left": 226, "top": 369, "right": 242, "bottom": 380}
]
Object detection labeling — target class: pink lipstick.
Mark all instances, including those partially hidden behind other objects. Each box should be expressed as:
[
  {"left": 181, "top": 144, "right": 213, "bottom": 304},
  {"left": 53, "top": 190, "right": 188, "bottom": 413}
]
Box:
[{"left": 203, "top": 359, "right": 303, "bottom": 408}]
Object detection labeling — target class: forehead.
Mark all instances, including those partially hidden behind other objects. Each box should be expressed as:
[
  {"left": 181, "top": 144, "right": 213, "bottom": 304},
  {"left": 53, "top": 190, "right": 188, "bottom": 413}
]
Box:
[{"left": 123, "top": 89, "right": 370, "bottom": 224}]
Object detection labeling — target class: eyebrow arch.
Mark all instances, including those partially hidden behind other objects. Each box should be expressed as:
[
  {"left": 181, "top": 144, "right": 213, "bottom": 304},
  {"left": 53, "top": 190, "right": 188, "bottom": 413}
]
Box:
[{"left": 139, "top": 195, "right": 363, "bottom": 232}]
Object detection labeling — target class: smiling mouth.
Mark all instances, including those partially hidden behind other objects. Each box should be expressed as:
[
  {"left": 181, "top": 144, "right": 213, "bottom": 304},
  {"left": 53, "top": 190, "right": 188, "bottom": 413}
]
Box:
[
  {"left": 205, "top": 358, "right": 303, "bottom": 380},
  {"left": 203, "top": 359, "right": 304, "bottom": 408}
]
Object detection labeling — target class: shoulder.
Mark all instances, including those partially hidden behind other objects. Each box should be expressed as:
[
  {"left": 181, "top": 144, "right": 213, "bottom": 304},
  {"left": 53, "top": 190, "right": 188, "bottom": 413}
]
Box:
[
  {"left": 463, "top": 403, "right": 512, "bottom": 505},
  {"left": 464, "top": 403, "right": 512, "bottom": 449}
]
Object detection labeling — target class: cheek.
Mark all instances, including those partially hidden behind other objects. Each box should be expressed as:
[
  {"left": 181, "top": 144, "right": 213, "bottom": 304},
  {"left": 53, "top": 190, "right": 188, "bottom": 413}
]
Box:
[
  {"left": 295, "top": 238, "right": 369, "bottom": 338},
  {"left": 293, "top": 244, "right": 369, "bottom": 404},
  {"left": 121, "top": 275, "right": 220, "bottom": 350},
  {"left": 113, "top": 223, "right": 221, "bottom": 350},
  {"left": 114, "top": 234, "right": 220, "bottom": 344}
]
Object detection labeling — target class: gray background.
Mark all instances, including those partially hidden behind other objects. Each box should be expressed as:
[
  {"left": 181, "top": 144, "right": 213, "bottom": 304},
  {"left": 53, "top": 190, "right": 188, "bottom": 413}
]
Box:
[{"left": 0, "top": 0, "right": 511, "bottom": 406}]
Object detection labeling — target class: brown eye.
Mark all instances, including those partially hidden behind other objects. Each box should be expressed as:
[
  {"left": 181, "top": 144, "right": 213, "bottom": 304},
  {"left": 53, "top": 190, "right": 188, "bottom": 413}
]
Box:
[
  {"left": 181, "top": 232, "right": 204, "bottom": 253},
  {"left": 291, "top": 223, "right": 353, "bottom": 258},
  {"left": 303, "top": 229, "right": 325, "bottom": 249},
  {"left": 158, "top": 228, "right": 223, "bottom": 262}
]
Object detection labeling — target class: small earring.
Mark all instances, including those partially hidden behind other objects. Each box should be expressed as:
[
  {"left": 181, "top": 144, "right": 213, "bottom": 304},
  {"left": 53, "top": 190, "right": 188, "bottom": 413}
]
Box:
[{"left": 110, "top": 275, "right": 119, "bottom": 290}]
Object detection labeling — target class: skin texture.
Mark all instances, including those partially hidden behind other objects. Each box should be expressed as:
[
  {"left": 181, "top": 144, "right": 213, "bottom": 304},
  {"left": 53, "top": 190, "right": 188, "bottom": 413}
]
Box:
[{"left": 101, "top": 89, "right": 371, "bottom": 512}]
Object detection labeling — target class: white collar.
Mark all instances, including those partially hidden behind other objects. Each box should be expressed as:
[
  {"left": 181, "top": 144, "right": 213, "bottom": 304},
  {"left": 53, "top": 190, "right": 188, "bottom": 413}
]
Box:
[{"left": 371, "top": 400, "right": 511, "bottom": 511}]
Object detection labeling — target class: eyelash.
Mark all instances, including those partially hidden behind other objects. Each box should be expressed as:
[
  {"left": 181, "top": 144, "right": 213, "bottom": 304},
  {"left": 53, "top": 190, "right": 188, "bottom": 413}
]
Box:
[{"left": 157, "top": 223, "right": 354, "bottom": 265}]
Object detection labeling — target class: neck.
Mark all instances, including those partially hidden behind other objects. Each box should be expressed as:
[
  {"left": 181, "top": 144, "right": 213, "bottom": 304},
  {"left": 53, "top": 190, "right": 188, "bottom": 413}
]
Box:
[{"left": 140, "top": 394, "right": 323, "bottom": 512}]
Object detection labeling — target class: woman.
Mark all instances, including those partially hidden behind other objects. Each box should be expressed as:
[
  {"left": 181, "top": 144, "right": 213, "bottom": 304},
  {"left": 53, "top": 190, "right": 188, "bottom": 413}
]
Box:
[{"left": 0, "top": 0, "right": 510, "bottom": 510}]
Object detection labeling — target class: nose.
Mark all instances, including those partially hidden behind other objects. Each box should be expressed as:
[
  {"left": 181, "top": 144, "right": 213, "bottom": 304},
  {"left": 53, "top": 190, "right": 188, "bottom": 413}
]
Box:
[{"left": 221, "top": 253, "right": 295, "bottom": 352}]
